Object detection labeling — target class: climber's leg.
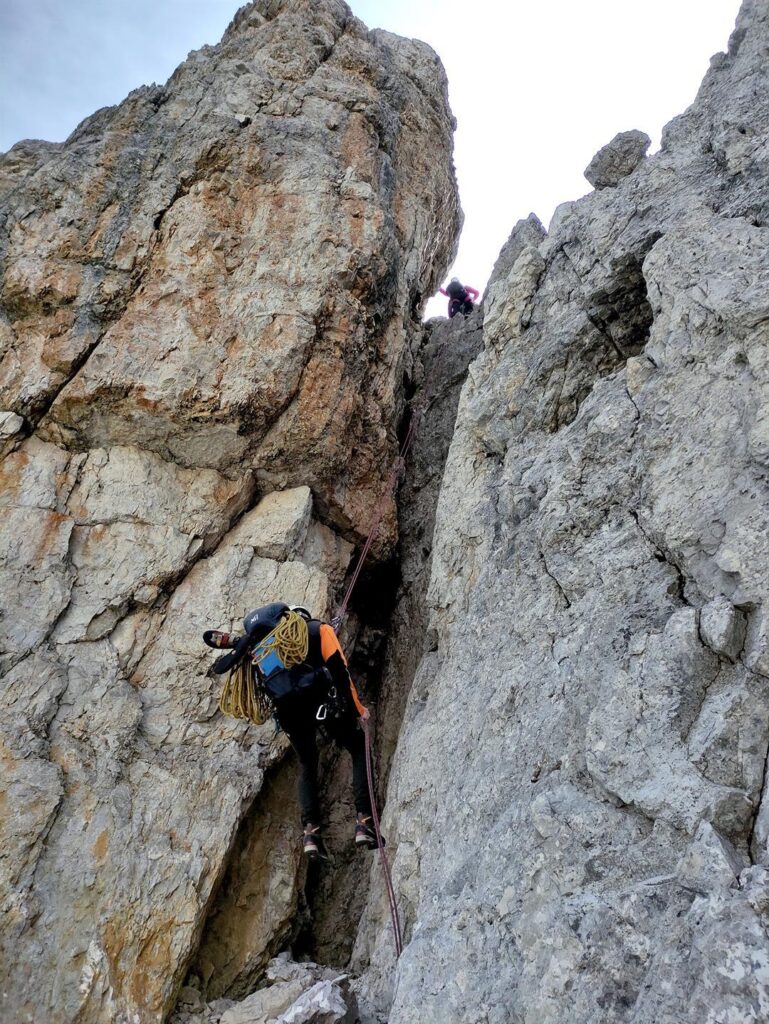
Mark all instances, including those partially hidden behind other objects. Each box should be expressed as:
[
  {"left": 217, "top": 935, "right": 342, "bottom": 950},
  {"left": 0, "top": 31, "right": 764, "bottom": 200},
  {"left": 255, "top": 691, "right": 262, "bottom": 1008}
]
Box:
[
  {"left": 276, "top": 699, "right": 321, "bottom": 827},
  {"left": 326, "top": 707, "right": 370, "bottom": 818},
  {"left": 326, "top": 709, "right": 381, "bottom": 849}
]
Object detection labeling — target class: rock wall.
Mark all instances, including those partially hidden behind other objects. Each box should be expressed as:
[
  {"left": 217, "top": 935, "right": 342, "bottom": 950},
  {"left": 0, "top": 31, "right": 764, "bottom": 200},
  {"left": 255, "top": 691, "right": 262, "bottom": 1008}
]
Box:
[
  {"left": 355, "top": 2, "right": 769, "bottom": 1021},
  {"left": 0, "top": 2, "right": 459, "bottom": 1022},
  {"left": 6, "top": 0, "right": 769, "bottom": 1021}
]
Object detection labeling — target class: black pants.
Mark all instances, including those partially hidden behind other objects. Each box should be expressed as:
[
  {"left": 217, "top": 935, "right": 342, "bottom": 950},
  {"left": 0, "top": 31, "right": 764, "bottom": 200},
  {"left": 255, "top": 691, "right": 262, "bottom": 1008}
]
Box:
[
  {"left": 449, "top": 298, "right": 474, "bottom": 318},
  {"left": 275, "top": 682, "right": 371, "bottom": 826}
]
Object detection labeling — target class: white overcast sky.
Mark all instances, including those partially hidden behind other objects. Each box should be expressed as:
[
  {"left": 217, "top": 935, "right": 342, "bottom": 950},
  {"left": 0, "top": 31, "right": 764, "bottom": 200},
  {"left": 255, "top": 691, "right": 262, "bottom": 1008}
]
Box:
[{"left": 0, "top": 0, "right": 740, "bottom": 318}]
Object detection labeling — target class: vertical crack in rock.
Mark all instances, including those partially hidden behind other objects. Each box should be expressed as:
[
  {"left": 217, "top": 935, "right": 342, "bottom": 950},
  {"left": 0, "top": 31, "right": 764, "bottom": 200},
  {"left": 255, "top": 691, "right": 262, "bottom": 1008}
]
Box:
[
  {"left": 184, "top": 758, "right": 302, "bottom": 1002},
  {"left": 747, "top": 742, "right": 769, "bottom": 865},
  {"left": 277, "top": 312, "right": 483, "bottom": 971}
]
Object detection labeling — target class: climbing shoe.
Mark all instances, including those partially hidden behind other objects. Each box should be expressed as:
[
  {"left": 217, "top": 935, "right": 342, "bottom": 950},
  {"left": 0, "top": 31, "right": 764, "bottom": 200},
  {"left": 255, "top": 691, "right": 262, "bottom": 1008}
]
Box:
[
  {"left": 355, "top": 813, "right": 382, "bottom": 851},
  {"left": 303, "top": 824, "right": 322, "bottom": 860},
  {"left": 203, "top": 629, "right": 236, "bottom": 649}
]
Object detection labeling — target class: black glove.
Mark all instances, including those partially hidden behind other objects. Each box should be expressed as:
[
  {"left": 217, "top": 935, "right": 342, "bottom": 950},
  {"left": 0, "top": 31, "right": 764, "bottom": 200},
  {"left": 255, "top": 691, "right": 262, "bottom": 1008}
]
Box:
[{"left": 212, "top": 633, "right": 253, "bottom": 675}]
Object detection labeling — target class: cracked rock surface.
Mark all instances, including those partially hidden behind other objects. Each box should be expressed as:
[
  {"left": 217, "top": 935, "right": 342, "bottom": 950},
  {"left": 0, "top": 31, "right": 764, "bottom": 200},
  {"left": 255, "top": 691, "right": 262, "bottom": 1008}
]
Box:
[
  {"left": 584, "top": 129, "right": 652, "bottom": 189},
  {"left": 354, "top": 2, "right": 769, "bottom": 1022},
  {"left": 0, "top": 1, "right": 458, "bottom": 1021}
]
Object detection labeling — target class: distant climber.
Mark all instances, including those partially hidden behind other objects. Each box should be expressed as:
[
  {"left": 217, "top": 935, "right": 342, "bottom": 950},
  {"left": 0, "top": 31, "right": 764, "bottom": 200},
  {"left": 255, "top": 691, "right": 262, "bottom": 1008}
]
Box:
[
  {"left": 204, "top": 603, "right": 379, "bottom": 860},
  {"left": 440, "top": 277, "right": 479, "bottom": 318}
]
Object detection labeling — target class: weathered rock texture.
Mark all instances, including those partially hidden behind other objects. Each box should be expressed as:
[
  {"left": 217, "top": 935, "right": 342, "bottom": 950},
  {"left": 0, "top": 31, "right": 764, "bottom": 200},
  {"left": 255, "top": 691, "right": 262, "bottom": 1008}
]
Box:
[
  {"left": 355, "top": 2, "right": 769, "bottom": 1022},
  {"left": 170, "top": 954, "right": 355, "bottom": 1024},
  {"left": 584, "top": 129, "right": 651, "bottom": 189},
  {"left": 0, "top": 1, "right": 459, "bottom": 1021}
]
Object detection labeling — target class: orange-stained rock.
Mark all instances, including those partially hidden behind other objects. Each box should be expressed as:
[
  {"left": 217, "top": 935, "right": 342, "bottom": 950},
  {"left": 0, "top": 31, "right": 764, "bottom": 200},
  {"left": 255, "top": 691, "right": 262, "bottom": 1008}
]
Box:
[{"left": 0, "top": 2, "right": 459, "bottom": 1022}]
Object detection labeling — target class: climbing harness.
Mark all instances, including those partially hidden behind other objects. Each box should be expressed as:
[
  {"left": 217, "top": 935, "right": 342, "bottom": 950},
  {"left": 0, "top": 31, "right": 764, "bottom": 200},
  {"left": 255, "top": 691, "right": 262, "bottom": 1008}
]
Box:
[
  {"left": 362, "top": 715, "right": 403, "bottom": 957},
  {"left": 315, "top": 679, "right": 348, "bottom": 722}
]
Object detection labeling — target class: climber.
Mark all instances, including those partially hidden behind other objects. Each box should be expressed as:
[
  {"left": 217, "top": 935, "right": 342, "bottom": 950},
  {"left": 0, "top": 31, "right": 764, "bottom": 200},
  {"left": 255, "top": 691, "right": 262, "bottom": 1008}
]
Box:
[
  {"left": 440, "top": 277, "right": 479, "bottom": 318},
  {"left": 204, "top": 603, "right": 379, "bottom": 860}
]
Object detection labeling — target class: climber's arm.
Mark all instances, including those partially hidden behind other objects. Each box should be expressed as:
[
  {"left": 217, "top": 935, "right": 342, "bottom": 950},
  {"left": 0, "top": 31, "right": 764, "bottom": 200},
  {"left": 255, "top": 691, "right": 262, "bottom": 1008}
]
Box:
[{"left": 319, "top": 622, "right": 368, "bottom": 717}]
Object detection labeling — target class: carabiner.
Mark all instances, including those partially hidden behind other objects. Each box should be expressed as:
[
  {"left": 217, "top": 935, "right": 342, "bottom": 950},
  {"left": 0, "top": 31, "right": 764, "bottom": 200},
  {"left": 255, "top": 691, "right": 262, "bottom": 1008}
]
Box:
[{"left": 316, "top": 704, "right": 328, "bottom": 721}]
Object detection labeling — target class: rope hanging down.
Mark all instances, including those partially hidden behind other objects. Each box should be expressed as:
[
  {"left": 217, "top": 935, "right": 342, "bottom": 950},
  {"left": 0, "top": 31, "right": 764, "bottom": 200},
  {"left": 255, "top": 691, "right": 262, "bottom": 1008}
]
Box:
[
  {"left": 332, "top": 368, "right": 445, "bottom": 959},
  {"left": 363, "top": 716, "right": 403, "bottom": 957}
]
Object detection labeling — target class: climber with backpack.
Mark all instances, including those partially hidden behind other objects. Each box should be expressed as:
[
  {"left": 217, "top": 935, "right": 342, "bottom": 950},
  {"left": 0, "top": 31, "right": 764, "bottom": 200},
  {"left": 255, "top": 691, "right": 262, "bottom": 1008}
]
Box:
[
  {"left": 203, "top": 603, "right": 380, "bottom": 860},
  {"left": 440, "top": 277, "right": 479, "bottom": 318}
]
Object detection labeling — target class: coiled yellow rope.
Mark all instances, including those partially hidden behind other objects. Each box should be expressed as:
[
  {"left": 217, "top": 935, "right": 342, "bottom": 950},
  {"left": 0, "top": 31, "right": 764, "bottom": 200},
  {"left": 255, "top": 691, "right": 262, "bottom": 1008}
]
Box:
[
  {"left": 257, "top": 610, "right": 309, "bottom": 669},
  {"left": 218, "top": 611, "right": 309, "bottom": 726},
  {"left": 219, "top": 661, "right": 273, "bottom": 726}
]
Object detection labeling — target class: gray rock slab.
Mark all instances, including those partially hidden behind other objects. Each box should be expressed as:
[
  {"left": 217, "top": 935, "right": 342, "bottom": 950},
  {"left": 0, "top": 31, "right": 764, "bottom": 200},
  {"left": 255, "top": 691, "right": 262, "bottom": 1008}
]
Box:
[{"left": 584, "top": 129, "right": 651, "bottom": 188}]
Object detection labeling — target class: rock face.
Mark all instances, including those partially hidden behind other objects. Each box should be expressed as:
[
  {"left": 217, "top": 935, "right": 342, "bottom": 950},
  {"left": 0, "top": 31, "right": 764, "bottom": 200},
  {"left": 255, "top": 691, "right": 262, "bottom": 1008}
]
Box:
[
  {"left": 584, "top": 129, "right": 651, "bottom": 188},
  {"left": 355, "top": 2, "right": 769, "bottom": 1022},
  {"left": 0, "top": 2, "right": 459, "bottom": 1022},
  {"left": 6, "top": 0, "right": 769, "bottom": 1022}
]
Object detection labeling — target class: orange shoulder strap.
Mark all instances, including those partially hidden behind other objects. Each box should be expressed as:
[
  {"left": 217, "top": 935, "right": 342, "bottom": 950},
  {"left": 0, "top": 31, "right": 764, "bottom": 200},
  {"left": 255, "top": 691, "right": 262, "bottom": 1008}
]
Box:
[{"left": 320, "top": 623, "right": 368, "bottom": 717}]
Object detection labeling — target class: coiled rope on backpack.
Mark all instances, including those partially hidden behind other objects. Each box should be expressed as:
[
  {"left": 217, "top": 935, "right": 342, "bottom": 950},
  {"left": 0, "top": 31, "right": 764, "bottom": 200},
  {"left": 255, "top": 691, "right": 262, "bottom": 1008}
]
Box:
[
  {"left": 258, "top": 610, "right": 309, "bottom": 668},
  {"left": 219, "top": 662, "right": 274, "bottom": 726},
  {"left": 218, "top": 611, "right": 309, "bottom": 726}
]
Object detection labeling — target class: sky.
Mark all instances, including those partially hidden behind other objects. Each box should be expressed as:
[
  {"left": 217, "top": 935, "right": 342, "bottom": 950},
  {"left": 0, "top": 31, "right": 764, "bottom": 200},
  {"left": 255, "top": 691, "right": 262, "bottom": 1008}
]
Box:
[{"left": 0, "top": 1, "right": 741, "bottom": 318}]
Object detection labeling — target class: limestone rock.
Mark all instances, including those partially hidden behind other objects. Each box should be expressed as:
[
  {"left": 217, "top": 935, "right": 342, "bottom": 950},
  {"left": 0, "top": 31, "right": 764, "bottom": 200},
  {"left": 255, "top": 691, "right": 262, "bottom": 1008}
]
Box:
[
  {"left": 228, "top": 486, "right": 312, "bottom": 562},
  {"left": 699, "top": 594, "right": 747, "bottom": 661},
  {"left": 584, "top": 129, "right": 651, "bottom": 188},
  {"left": 190, "top": 765, "right": 302, "bottom": 1001},
  {"left": 676, "top": 821, "right": 747, "bottom": 891},
  {"left": 354, "top": 3, "right": 769, "bottom": 1022},
  {"left": 170, "top": 957, "right": 353, "bottom": 1024},
  {"left": 0, "top": 1, "right": 459, "bottom": 1021},
  {"left": 0, "top": 0, "right": 460, "bottom": 548},
  {"left": 0, "top": 409, "right": 23, "bottom": 456}
]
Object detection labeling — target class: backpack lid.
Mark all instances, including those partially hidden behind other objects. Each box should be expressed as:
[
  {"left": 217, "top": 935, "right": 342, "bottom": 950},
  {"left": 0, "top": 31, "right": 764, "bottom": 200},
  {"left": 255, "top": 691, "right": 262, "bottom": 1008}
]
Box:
[{"left": 243, "top": 602, "right": 289, "bottom": 641}]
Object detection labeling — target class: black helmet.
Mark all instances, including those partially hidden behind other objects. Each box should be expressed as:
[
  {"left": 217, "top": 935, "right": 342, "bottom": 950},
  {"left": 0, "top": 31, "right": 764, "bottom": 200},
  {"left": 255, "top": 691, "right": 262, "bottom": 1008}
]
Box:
[{"left": 243, "top": 602, "right": 289, "bottom": 640}]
